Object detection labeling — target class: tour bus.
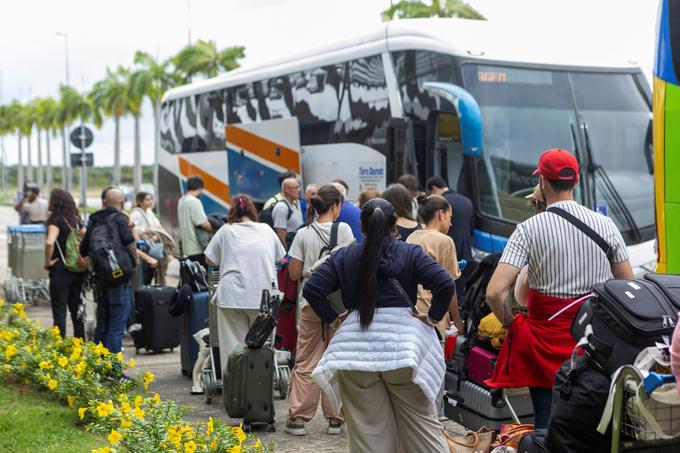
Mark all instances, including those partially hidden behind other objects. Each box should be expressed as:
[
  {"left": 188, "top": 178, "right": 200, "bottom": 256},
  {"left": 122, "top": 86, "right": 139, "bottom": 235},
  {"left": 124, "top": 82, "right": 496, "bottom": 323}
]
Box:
[
  {"left": 159, "top": 18, "right": 656, "bottom": 273},
  {"left": 654, "top": 0, "right": 679, "bottom": 274}
]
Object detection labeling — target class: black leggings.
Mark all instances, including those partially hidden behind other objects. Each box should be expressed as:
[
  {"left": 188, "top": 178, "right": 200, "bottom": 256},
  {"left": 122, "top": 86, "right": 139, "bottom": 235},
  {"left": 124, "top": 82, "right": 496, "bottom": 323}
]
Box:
[{"left": 49, "top": 262, "right": 85, "bottom": 339}]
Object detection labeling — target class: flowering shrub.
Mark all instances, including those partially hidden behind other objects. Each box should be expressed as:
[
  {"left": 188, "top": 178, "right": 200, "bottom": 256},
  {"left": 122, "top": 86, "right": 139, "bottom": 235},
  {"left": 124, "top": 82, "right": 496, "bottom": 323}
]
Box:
[{"left": 0, "top": 300, "right": 271, "bottom": 452}]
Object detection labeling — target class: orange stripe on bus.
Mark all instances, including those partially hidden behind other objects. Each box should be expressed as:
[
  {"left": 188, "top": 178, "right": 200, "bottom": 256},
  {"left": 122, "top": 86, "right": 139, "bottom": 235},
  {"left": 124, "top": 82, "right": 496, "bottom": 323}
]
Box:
[
  {"left": 226, "top": 124, "right": 300, "bottom": 171},
  {"left": 178, "top": 157, "right": 231, "bottom": 205}
]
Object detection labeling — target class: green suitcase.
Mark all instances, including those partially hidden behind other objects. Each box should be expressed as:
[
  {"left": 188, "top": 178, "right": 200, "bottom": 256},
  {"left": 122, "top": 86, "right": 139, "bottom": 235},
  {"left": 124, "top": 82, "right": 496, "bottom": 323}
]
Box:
[{"left": 223, "top": 345, "right": 276, "bottom": 431}]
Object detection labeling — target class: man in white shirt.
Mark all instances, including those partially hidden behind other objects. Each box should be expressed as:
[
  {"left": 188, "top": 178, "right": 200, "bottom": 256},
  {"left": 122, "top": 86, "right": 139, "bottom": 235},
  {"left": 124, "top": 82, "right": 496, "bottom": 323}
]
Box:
[
  {"left": 177, "top": 176, "right": 213, "bottom": 265},
  {"left": 272, "top": 177, "right": 303, "bottom": 249},
  {"left": 16, "top": 183, "right": 48, "bottom": 224}
]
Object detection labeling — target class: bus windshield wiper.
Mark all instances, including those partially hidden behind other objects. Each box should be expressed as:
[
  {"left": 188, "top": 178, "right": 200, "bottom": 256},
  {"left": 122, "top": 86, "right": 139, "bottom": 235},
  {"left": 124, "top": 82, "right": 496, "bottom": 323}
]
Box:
[{"left": 582, "top": 121, "right": 642, "bottom": 242}]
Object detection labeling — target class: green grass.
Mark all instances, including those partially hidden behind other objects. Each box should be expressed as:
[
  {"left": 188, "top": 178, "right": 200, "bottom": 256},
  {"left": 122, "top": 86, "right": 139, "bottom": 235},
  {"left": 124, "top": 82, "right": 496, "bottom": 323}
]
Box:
[{"left": 0, "top": 383, "right": 107, "bottom": 453}]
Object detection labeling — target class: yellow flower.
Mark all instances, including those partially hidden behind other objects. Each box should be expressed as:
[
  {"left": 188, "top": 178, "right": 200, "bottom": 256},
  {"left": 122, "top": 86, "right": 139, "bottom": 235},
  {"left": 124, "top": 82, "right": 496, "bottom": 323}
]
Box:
[
  {"left": 127, "top": 358, "right": 136, "bottom": 368},
  {"left": 184, "top": 440, "right": 197, "bottom": 453},
  {"left": 167, "top": 426, "right": 182, "bottom": 444},
  {"left": 39, "top": 360, "right": 53, "bottom": 370},
  {"left": 67, "top": 395, "right": 76, "bottom": 408},
  {"left": 107, "top": 429, "right": 122, "bottom": 445},
  {"left": 58, "top": 356, "right": 68, "bottom": 367},
  {"left": 72, "top": 337, "right": 83, "bottom": 347},
  {"left": 120, "top": 402, "right": 131, "bottom": 415},
  {"left": 0, "top": 299, "right": 4, "bottom": 307},
  {"left": 229, "top": 447, "right": 241, "bottom": 453},
  {"left": 116, "top": 352, "right": 124, "bottom": 363},
  {"left": 50, "top": 326, "right": 61, "bottom": 338},
  {"left": 75, "top": 361, "right": 86, "bottom": 377},
  {"left": 70, "top": 347, "right": 82, "bottom": 361},
  {"left": 5, "top": 344, "right": 17, "bottom": 359},
  {"left": 91, "top": 448, "right": 111, "bottom": 453},
  {"left": 132, "top": 406, "right": 145, "bottom": 419},
  {"left": 134, "top": 395, "right": 143, "bottom": 408},
  {"left": 234, "top": 425, "right": 246, "bottom": 445},
  {"left": 78, "top": 407, "right": 88, "bottom": 420},
  {"left": 97, "top": 401, "right": 114, "bottom": 417},
  {"left": 254, "top": 439, "right": 263, "bottom": 451},
  {"left": 210, "top": 439, "right": 218, "bottom": 450},
  {"left": 0, "top": 331, "right": 13, "bottom": 341},
  {"left": 120, "top": 418, "right": 133, "bottom": 428},
  {"left": 206, "top": 417, "right": 214, "bottom": 436},
  {"left": 117, "top": 393, "right": 128, "bottom": 404},
  {"left": 152, "top": 393, "right": 161, "bottom": 404},
  {"left": 93, "top": 342, "right": 109, "bottom": 356},
  {"left": 143, "top": 371, "right": 154, "bottom": 391},
  {"left": 47, "top": 379, "right": 58, "bottom": 391}
]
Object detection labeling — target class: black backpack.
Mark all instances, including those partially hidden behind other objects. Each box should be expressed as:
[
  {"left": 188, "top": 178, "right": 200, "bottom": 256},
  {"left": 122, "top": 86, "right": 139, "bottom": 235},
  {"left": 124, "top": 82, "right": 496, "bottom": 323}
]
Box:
[
  {"left": 260, "top": 197, "right": 293, "bottom": 230},
  {"left": 88, "top": 212, "right": 135, "bottom": 285}
]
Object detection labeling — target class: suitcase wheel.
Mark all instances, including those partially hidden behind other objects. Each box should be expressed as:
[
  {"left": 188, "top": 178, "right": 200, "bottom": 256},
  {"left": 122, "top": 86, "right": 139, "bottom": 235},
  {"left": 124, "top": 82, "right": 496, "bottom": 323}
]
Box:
[
  {"left": 268, "top": 423, "right": 276, "bottom": 432},
  {"left": 170, "top": 348, "right": 174, "bottom": 352},
  {"left": 243, "top": 422, "right": 252, "bottom": 433},
  {"left": 135, "top": 348, "right": 140, "bottom": 355}
]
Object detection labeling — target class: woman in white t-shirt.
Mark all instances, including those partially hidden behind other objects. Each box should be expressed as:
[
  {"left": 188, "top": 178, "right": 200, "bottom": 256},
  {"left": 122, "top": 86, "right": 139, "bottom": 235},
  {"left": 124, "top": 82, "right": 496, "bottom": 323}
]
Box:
[
  {"left": 205, "top": 194, "right": 285, "bottom": 371},
  {"left": 285, "top": 184, "right": 354, "bottom": 437},
  {"left": 131, "top": 191, "right": 174, "bottom": 284}
]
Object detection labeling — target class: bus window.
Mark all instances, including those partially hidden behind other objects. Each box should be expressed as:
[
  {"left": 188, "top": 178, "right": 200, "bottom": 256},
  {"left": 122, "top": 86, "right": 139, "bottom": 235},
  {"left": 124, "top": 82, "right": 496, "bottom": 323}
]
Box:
[
  {"left": 434, "top": 112, "right": 464, "bottom": 192},
  {"left": 196, "top": 90, "right": 225, "bottom": 151}
]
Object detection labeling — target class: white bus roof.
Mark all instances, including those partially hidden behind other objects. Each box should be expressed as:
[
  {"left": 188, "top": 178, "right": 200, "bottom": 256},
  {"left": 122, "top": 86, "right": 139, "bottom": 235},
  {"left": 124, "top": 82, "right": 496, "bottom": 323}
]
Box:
[{"left": 163, "top": 18, "right": 642, "bottom": 102}]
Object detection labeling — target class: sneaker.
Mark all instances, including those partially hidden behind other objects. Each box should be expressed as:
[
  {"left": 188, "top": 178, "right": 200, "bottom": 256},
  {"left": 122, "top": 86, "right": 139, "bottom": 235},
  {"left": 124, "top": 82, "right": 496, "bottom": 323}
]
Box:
[
  {"left": 284, "top": 418, "right": 306, "bottom": 436},
  {"left": 327, "top": 418, "right": 343, "bottom": 435}
]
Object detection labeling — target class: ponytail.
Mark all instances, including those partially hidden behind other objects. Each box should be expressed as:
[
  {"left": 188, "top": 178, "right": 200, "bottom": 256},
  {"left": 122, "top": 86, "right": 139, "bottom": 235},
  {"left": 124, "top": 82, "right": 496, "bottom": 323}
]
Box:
[{"left": 357, "top": 207, "right": 391, "bottom": 329}]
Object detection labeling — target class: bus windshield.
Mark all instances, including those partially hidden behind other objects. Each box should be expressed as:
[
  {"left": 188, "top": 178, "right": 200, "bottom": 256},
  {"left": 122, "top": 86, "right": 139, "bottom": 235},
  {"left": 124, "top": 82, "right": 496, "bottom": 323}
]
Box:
[{"left": 462, "top": 64, "right": 653, "bottom": 244}]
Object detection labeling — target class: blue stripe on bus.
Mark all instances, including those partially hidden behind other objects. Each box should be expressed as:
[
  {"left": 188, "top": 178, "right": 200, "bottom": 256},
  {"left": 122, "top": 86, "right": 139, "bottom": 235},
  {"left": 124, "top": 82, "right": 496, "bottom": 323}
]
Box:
[
  {"left": 473, "top": 229, "right": 508, "bottom": 254},
  {"left": 226, "top": 146, "right": 282, "bottom": 202},
  {"left": 655, "top": 0, "right": 679, "bottom": 85},
  {"left": 180, "top": 181, "right": 228, "bottom": 217}
]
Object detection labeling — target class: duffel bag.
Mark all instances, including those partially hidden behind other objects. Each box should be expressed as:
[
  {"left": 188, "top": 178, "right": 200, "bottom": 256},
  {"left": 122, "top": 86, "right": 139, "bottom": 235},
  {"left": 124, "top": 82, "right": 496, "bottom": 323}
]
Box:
[{"left": 571, "top": 275, "right": 680, "bottom": 375}]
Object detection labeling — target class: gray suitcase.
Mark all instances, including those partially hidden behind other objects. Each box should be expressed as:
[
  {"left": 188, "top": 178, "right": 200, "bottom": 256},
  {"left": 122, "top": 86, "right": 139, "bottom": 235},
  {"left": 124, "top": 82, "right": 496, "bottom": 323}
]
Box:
[{"left": 444, "top": 370, "right": 534, "bottom": 432}]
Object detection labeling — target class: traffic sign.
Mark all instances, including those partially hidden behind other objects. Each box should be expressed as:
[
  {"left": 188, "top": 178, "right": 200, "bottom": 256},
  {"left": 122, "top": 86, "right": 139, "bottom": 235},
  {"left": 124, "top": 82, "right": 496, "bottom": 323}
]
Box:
[
  {"left": 70, "top": 126, "right": 94, "bottom": 149},
  {"left": 70, "top": 152, "right": 94, "bottom": 168}
]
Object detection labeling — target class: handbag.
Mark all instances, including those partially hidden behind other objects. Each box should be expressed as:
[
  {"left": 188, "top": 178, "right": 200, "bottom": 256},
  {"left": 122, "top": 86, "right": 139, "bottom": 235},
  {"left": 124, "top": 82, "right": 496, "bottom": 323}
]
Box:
[
  {"left": 179, "top": 258, "right": 209, "bottom": 292},
  {"left": 146, "top": 240, "right": 164, "bottom": 260},
  {"left": 494, "top": 423, "right": 534, "bottom": 450},
  {"left": 446, "top": 426, "right": 493, "bottom": 453},
  {"left": 244, "top": 287, "right": 282, "bottom": 348}
]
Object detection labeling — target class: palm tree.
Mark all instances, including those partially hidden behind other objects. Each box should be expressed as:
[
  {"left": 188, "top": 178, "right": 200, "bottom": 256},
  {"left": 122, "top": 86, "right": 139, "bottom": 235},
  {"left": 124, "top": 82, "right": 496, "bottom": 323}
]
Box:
[
  {"left": 122, "top": 67, "right": 144, "bottom": 194},
  {"left": 6, "top": 101, "right": 24, "bottom": 187},
  {"left": 30, "top": 98, "right": 46, "bottom": 190},
  {"left": 173, "top": 39, "right": 245, "bottom": 81},
  {"left": 130, "top": 51, "right": 177, "bottom": 195},
  {"left": 58, "top": 85, "right": 83, "bottom": 192},
  {"left": 20, "top": 102, "right": 36, "bottom": 184},
  {"left": 90, "top": 68, "right": 127, "bottom": 186},
  {"left": 35, "top": 97, "right": 59, "bottom": 190},
  {"left": 381, "top": 0, "right": 485, "bottom": 21},
  {"left": 0, "top": 104, "right": 9, "bottom": 191}
]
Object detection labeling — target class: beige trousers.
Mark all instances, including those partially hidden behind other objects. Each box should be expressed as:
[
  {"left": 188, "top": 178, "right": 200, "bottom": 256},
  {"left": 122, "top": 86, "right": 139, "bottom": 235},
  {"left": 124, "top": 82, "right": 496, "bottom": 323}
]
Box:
[
  {"left": 216, "top": 307, "right": 260, "bottom": 374},
  {"left": 337, "top": 368, "right": 449, "bottom": 453},
  {"left": 287, "top": 305, "right": 342, "bottom": 422}
]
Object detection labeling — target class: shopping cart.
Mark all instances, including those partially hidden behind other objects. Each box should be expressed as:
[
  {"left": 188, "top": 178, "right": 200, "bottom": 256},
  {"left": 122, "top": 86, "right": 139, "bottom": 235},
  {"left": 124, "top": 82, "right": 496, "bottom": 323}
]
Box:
[
  {"left": 4, "top": 225, "right": 49, "bottom": 305},
  {"left": 610, "top": 365, "right": 680, "bottom": 452}
]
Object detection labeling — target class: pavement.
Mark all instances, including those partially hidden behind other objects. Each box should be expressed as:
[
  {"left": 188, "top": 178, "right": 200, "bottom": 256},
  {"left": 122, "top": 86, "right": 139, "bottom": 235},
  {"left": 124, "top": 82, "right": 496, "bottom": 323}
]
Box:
[{"left": 0, "top": 204, "right": 466, "bottom": 452}]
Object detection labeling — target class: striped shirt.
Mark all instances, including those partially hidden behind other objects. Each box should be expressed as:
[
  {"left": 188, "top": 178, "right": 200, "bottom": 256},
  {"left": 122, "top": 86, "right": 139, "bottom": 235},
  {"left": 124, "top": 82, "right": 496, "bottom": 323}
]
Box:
[{"left": 500, "top": 200, "right": 629, "bottom": 298}]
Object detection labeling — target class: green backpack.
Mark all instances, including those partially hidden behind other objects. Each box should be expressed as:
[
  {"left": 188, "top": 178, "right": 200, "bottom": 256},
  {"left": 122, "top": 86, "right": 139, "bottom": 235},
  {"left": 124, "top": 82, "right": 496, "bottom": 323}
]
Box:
[{"left": 56, "top": 220, "right": 89, "bottom": 273}]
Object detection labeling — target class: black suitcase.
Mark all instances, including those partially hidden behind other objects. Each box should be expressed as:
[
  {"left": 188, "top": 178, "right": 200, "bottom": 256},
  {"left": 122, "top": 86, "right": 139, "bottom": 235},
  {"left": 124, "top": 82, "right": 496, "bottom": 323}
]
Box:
[
  {"left": 223, "top": 345, "right": 276, "bottom": 432},
  {"left": 571, "top": 276, "right": 680, "bottom": 374},
  {"left": 132, "top": 285, "right": 180, "bottom": 354}
]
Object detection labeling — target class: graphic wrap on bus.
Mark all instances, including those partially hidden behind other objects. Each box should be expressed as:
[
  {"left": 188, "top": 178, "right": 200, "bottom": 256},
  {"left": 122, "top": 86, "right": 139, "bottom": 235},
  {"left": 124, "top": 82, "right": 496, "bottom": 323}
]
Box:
[
  {"left": 158, "top": 19, "right": 657, "bottom": 273},
  {"left": 654, "top": 0, "right": 680, "bottom": 273}
]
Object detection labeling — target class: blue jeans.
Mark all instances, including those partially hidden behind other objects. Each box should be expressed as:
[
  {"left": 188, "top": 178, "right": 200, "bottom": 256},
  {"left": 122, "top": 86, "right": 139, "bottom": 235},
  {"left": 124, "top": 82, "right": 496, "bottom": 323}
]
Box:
[
  {"left": 529, "top": 387, "right": 553, "bottom": 429},
  {"left": 94, "top": 281, "right": 132, "bottom": 354}
]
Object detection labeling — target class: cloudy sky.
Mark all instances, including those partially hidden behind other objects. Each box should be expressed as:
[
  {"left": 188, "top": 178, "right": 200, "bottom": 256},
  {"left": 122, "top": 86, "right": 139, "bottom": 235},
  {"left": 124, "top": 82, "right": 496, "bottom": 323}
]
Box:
[{"left": 0, "top": 0, "right": 661, "bottom": 167}]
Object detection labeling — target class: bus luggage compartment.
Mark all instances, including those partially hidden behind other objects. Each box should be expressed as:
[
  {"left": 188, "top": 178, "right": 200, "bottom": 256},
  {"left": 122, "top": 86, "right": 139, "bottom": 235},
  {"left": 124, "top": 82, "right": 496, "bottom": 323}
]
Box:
[{"left": 444, "top": 369, "right": 534, "bottom": 432}]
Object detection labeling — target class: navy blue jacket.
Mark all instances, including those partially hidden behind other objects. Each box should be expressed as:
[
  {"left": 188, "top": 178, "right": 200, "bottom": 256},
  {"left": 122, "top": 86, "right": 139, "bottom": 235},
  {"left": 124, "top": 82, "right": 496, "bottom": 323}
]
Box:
[{"left": 303, "top": 237, "right": 456, "bottom": 324}]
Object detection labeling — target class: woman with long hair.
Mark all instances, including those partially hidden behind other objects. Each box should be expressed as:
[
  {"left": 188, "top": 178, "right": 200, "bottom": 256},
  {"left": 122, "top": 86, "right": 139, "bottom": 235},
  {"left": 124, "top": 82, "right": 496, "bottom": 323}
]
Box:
[
  {"left": 303, "top": 198, "right": 456, "bottom": 453},
  {"left": 381, "top": 183, "right": 422, "bottom": 241},
  {"left": 43, "top": 188, "right": 85, "bottom": 339},
  {"left": 130, "top": 191, "right": 174, "bottom": 285},
  {"left": 204, "top": 194, "right": 285, "bottom": 372},
  {"left": 284, "top": 184, "right": 354, "bottom": 437},
  {"left": 406, "top": 194, "right": 464, "bottom": 336}
]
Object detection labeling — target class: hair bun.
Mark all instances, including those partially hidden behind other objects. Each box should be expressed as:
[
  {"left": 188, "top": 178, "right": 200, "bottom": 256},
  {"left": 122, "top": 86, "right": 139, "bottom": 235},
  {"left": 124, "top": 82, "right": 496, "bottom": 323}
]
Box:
[{"left": 416, "top": 193, "right": 428, "bottom": 206}]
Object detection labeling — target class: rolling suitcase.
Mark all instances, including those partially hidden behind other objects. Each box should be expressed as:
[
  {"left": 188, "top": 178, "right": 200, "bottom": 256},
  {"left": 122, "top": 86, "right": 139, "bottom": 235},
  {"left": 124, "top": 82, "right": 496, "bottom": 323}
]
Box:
[
  {"left": 179, "top": 291, "right": 210, "bottom": 375},
  {"left": 223, "top": 345, "right": 276, "bottom": 432},
  {"left": 131, "top": 285, "right": 180, "bottom": 353},
  {"left": 444, "top": 370, "right": 534, "bottom": 432}
]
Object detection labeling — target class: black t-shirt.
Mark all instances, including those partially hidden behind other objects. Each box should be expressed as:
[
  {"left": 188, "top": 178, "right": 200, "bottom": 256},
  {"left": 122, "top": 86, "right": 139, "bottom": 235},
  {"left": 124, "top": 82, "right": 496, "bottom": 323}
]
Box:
[
  {"left": 442, "top": 190, "right": 474, "bottom": 262},
  {"left": 396, "top": 223, "right": 422, "bottom": 242}
]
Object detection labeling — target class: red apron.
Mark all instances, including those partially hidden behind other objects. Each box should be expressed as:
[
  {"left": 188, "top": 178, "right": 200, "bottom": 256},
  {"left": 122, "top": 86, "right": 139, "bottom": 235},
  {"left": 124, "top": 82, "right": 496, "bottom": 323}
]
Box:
[{"left": 485, "top": 289, "right": 587, "bottom": 389}]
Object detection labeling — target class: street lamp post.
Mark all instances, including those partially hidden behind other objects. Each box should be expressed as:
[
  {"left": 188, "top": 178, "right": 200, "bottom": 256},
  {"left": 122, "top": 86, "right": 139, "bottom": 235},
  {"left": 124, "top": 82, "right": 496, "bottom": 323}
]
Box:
[{"left": 56, "top": 32, "right": 72, "bottom": 192}]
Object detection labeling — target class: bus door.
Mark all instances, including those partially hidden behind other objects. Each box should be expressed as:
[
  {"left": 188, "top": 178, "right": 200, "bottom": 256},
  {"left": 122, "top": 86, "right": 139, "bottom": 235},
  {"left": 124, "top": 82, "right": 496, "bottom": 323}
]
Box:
[
  {"left": 386, "top": 117, "right": 417, "bottom": 183},
  {"left": 422, "top": 83, "right": 483, "bottom": 193}
]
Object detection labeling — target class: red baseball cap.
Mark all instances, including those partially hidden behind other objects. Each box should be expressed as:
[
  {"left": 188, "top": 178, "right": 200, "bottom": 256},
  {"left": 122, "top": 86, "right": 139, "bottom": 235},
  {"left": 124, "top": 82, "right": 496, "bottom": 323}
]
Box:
[{"left": 532, "top": 148, "right": 579, "bottom": 181}]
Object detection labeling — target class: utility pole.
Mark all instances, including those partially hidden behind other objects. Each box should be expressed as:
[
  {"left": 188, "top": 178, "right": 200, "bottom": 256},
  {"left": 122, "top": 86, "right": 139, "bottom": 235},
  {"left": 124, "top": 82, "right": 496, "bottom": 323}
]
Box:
[
  {"left": 187, "top": 0, "right": 192, "bottom": 44},
  {"left": 0, "top": 69, "right": 5, "bottom": 192}
]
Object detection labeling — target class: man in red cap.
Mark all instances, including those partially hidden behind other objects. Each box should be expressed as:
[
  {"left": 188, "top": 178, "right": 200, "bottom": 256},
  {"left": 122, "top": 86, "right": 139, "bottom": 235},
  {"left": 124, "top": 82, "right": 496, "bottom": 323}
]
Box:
[{"left": 484, "top": 148, "right": 634, "bottom": 429}]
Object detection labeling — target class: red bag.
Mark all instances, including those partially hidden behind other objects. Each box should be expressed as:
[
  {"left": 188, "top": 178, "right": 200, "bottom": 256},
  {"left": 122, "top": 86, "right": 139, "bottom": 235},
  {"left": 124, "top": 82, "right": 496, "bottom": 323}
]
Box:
[
  {"left": 465, "top": 345, "right": 498, "bottom": 385},
  {"left": 275, "top": 267, "right": 298, "bottom": 354}
]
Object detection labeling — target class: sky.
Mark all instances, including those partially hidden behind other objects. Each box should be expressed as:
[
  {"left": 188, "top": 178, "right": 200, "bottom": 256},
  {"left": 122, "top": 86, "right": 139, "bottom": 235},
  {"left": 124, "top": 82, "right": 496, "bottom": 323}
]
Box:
[{"left": 0, "top": 0, "right": 662, "bottom": 168}]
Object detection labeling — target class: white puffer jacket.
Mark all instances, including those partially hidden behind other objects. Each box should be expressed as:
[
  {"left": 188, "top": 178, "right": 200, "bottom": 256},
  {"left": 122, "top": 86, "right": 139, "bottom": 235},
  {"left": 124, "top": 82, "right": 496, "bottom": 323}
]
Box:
[{"left": 312, "top": 307, "right": 445, "bottom": 414}]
